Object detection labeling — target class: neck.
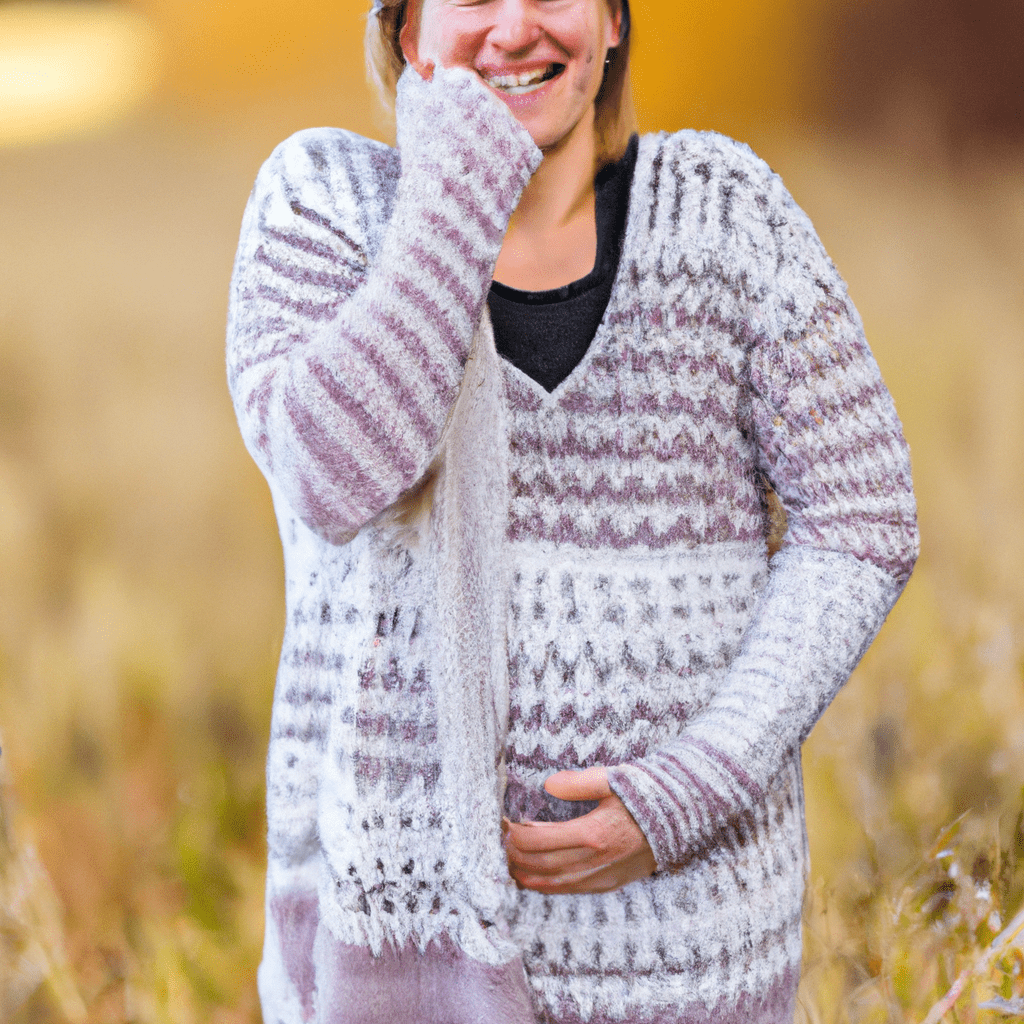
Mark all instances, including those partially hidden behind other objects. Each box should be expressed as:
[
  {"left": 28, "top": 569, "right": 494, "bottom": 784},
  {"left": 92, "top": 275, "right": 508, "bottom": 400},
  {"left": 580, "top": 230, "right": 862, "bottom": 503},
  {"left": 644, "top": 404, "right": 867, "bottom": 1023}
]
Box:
[{"left": 511, "top": 110, "right": 598, "bottom": 232}]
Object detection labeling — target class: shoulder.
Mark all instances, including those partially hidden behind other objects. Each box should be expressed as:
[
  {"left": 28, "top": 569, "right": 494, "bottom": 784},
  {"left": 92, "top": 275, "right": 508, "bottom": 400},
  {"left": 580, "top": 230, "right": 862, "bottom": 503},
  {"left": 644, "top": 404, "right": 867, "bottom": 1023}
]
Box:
[
  {"left": 639, "top": 128, "right": 777, "bottom": 183},
  {"left": 259, "top": 127, "right": 398, "bottom": 199},
  {"left": 631, "top": 130, "right": 839, "bottom": 313},
  {"left": 240, "top": 128, "right": 400, "bottom": 264},
  {"left": 634, "top": 129, "right": 799, "bottom": 241}
]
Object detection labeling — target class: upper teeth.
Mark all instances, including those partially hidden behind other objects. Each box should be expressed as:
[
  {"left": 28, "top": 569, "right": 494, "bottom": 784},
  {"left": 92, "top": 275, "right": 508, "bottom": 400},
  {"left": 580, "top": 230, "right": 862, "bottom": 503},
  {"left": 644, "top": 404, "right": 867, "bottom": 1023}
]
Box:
[{"left": 484, "top": 66, "right": 556, "bottom": 91}]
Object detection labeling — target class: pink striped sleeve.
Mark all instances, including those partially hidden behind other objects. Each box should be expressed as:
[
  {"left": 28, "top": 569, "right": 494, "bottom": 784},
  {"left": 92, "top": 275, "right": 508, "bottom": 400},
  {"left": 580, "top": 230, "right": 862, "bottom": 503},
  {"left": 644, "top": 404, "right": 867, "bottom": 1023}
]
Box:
[{"left": 226, "top": 66, "right": 541, "bottom": 543}]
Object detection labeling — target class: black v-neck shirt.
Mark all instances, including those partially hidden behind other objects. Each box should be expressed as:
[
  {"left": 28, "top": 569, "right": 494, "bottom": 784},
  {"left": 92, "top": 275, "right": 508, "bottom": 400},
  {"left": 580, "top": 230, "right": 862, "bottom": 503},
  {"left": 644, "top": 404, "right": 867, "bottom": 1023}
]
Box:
[{"left": 488, "top": 134, "right": 639, "bottom": 392}]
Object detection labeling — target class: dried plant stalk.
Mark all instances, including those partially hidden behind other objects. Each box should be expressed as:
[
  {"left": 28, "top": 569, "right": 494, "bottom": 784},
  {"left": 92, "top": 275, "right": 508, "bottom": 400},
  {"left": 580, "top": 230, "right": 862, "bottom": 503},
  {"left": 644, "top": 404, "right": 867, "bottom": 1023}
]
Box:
[
  {"left": 920, "top": 902, "right": 1024, "bottom": 1024},
  {"left": 0, "top": 730, "right": 87, "bottom": 1023}
]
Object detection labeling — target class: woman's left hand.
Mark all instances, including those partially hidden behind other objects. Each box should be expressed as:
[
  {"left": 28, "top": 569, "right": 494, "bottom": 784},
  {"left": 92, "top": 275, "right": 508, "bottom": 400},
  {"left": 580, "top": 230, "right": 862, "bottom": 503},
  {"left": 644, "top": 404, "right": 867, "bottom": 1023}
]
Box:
[{"left": 502, "top": 767, "right": 658, "bottom": 895}]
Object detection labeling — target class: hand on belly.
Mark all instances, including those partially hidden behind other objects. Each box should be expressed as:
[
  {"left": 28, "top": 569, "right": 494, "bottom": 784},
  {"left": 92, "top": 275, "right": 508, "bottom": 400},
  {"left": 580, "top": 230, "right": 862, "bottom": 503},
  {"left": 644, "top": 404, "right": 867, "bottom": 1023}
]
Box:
[{"left": 502, "top": 766, "right": 657, "bottom": 894}]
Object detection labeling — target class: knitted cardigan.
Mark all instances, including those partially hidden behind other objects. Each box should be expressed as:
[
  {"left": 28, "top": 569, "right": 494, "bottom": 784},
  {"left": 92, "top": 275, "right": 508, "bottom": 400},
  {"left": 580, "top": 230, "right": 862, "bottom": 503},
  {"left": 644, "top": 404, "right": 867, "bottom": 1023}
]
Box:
[{"left": 227, "top": 66, "right": 918, "bottom": 1024}]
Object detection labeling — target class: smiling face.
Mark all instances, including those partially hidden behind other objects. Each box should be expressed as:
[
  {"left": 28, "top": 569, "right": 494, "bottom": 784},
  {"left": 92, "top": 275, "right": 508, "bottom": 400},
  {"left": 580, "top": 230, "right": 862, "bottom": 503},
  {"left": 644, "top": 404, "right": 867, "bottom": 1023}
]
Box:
[{"left": 400, "top": 0, "right": 622, "bottom": 152}]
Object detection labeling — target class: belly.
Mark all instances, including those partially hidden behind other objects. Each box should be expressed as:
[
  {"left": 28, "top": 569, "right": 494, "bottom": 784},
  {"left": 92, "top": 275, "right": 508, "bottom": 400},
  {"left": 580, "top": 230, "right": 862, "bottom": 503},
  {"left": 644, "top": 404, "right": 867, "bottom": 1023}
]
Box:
[
  {"left": 506, "top": 752, "right": 808, "bottom": 1023},
  {"left": 502, "top": 538, "right": 768, "bottom": 823}
]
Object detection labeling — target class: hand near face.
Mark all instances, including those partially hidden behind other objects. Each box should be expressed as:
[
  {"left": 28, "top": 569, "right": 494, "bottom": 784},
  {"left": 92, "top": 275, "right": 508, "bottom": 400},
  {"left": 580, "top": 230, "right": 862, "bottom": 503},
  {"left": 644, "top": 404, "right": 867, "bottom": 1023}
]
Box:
[
  {"left": 409, "top": 57, "right": 435, "bottom": 81},
  {"left": 399, "top": 0, "right": 622, "bottom": 151},
  {"left": 503, "top": 766, "right": 657, "bottom": 894}
]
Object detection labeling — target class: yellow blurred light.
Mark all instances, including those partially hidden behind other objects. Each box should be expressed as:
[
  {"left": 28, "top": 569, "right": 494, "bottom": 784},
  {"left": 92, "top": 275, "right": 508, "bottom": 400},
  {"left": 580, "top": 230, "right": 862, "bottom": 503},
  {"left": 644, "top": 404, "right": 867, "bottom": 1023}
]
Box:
[
  {"left": 0, "top": 1, "right": 161, "bottom": 148},
  {"left": 631, "top": 0, "right": 812, "bottom": 135}
]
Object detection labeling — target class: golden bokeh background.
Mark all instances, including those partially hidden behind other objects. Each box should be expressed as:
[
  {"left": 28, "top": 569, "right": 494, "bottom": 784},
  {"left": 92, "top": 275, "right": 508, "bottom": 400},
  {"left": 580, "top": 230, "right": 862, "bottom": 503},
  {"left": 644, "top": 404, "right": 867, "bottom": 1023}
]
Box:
[{"left": 1, "top": 1, "right": 1022, "bottom": 1021}]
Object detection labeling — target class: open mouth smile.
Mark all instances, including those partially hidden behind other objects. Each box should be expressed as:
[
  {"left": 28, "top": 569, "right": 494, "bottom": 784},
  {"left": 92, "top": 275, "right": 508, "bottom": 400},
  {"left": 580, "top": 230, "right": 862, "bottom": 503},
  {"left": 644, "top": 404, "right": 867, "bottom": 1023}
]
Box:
[{"left": 481, "top": 63, "right": 565, "bottom": 95}]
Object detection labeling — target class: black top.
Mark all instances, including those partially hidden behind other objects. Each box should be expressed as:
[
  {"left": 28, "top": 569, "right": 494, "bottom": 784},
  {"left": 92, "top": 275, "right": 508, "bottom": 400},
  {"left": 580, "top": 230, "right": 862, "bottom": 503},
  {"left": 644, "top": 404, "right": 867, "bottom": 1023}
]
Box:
[{"left": 488, "top": 134, "right": 639, "bottom": 392}]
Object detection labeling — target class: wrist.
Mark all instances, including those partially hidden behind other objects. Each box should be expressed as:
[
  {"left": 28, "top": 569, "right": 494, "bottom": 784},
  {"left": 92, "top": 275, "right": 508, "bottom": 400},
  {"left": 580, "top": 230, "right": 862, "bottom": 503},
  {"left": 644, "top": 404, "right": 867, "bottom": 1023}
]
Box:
[{"left": 396, "top": 65, "right": 541, "bottom": 217}]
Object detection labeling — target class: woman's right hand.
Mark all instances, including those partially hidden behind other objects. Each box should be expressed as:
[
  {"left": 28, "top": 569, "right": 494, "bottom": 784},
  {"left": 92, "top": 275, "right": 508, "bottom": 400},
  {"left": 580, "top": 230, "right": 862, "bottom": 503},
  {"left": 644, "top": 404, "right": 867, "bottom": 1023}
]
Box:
[
  {"left": 408, "top": 57, "right": 434, "bottom": 81},
  {"left": 394, "top": 61, "right": 536, "bottom": 170}
]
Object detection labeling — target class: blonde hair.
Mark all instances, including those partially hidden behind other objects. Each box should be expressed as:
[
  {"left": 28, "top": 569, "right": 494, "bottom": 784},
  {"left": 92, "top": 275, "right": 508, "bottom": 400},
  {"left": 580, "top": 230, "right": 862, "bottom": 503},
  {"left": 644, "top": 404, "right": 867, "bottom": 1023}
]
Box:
[{"left": 364, "top": 0, "right": 637, "bottom": 168}]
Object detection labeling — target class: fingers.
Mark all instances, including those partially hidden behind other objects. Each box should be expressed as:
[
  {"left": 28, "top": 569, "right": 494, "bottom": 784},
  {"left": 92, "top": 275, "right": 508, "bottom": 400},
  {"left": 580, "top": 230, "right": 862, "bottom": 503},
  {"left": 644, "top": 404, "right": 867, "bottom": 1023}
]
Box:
[
  {"left": 409, "top": 58, "right": 435, "bottom": 81},
  {"left": 504, "top": 803, "right": 626, "bottom": 880},
  {"left": 505, "top": 817, "right": 595, "bottom": 854},
  {"left": 513, "top": 859, "right": 635, "bottom": 896},
  {"left": 504, "top": 794, "right": 636, "bottom": 860},
  {"left": 503, "top": 792, "right": 659, "bottom": 895},
  {"left": 503, "top": 808, "right": 611, "bottom": 887},
  {"left": 542, "top": 766, "right": 612, "bottom": 802},
  {"left": 509, "top": 841, "right": 659, "bottom": 895},
  {"left": 507, "top": 846, "right": 607, "bottom": 892},
  {"left": 506, "top": 840, "right": 596, "bottom": 878}
]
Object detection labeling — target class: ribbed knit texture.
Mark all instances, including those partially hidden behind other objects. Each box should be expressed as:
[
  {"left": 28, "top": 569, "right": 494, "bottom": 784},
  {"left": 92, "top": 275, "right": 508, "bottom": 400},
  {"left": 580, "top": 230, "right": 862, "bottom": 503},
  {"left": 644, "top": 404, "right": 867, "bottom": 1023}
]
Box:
[{"left": 227, "top": 70, "right": 918, "bottom": 1024}]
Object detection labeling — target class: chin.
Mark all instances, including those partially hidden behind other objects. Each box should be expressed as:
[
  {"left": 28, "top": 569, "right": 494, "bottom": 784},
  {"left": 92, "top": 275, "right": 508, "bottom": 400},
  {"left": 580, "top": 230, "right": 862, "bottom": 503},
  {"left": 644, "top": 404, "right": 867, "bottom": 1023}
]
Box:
[{"left": 505, "top": 110, "right": 589, "bottom": 152}]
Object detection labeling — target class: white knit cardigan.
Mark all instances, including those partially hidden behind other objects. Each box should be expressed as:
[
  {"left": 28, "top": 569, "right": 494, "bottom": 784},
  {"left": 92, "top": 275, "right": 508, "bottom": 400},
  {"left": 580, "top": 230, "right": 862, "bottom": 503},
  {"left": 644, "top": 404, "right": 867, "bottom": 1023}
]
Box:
[{"left": 227, "top": 65, "right": 918, "bottom": 1024}]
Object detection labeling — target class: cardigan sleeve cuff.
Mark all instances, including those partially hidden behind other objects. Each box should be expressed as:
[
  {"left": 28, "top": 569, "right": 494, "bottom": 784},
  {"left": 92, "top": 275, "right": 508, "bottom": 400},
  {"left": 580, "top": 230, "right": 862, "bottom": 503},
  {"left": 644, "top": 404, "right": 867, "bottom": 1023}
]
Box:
[
  {"left": 607, "top": 545, "right": 905, "bottom": 871},
  {"left": 393, "top": 64, "right": 543, "bottom": 257}
]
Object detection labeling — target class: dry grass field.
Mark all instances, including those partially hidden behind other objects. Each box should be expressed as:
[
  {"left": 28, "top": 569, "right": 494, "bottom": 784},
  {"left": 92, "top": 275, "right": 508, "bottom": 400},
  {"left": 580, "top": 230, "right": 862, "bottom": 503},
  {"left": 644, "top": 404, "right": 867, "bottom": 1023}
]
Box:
[{"left": 1, "top": 41, "right": 1023, "bottom": 1024}]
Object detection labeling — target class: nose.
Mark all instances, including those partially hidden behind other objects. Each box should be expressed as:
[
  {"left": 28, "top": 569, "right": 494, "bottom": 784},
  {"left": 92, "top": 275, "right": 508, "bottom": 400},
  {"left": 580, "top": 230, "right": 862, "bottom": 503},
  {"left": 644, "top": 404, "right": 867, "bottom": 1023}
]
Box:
[{"left": 488, "top": 0, "right": 542, "bottom": 53}]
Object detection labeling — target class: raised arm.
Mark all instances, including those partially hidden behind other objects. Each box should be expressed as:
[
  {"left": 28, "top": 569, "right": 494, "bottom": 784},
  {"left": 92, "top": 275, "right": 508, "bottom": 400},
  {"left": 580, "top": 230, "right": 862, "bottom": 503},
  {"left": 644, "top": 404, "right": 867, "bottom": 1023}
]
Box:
[
  {"left": 227, "top": 66, "right": 541, "bottom": 543},
  {"left": 605, "top": 152, "right": 919, "bottom": 871}
]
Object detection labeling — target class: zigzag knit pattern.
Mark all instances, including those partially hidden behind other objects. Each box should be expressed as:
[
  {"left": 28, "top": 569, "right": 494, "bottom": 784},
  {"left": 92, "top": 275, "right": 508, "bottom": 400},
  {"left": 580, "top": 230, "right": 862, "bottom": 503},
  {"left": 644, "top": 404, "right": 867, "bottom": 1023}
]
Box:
[{"left": 227, "top": 68, "right": 918, "bottom": 1024}]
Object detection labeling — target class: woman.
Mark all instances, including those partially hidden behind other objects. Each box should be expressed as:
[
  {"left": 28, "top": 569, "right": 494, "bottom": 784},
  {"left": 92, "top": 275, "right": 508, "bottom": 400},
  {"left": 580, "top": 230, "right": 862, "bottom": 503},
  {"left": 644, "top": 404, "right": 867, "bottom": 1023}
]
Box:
[{"left": 227, "top": 0, "right": 919, "bottom": 1021}]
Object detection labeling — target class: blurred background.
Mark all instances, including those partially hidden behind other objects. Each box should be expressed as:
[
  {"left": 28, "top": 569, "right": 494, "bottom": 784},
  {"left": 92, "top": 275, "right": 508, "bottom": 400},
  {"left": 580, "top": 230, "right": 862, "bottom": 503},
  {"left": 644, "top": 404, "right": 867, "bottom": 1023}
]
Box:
[{"left": 0, "top": 0, "right": 1021, "bottom": 1021}]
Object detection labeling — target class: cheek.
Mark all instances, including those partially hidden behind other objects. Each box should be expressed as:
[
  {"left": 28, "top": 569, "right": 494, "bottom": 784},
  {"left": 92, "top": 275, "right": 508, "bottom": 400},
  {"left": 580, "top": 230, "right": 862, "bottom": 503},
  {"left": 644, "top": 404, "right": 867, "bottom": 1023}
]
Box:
[
  {"left": 567, "top": 43, "right": 600, "bottom": 96},
  {"left": 417, "top": 15, "right": 458, "bottom": 63},
  {"left": 419, "top": 9, "right": 487, "bottom": 67},
  {"left": 447, "top": 38, "right": 482, "bottom": 65}
]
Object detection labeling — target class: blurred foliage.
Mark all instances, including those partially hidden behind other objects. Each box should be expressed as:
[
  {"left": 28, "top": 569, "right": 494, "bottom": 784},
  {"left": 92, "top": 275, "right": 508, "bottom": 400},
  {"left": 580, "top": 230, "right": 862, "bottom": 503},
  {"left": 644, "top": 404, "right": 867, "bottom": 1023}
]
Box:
[
  {"left": 799, "top": 802, "right": 1024, "bottom": 1022},
  {"left": 0, "top": 2, "right": 1022, "bottom": 1022}
]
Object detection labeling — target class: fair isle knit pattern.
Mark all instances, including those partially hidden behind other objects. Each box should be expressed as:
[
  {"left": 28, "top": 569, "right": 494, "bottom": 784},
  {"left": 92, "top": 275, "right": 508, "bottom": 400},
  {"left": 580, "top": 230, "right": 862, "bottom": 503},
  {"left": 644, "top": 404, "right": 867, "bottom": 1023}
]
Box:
[{"left": 227, "top": 67, "right": 918, "bottom": 1024}]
